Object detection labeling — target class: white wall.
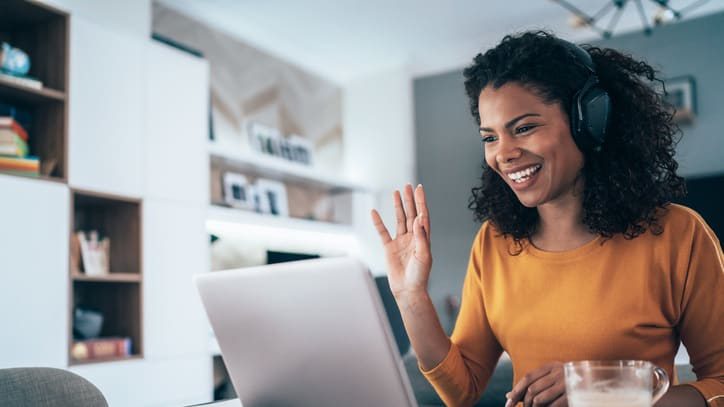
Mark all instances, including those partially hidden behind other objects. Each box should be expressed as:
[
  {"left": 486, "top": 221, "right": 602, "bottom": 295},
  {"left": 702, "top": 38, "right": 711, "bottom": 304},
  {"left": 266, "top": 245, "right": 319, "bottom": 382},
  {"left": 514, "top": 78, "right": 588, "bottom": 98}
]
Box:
[
  {"left": 40, "top": 0, "right": 151, "bottom": 38},
  {"left": 343, "top": 65, "right": 416, "bottom": 274}
]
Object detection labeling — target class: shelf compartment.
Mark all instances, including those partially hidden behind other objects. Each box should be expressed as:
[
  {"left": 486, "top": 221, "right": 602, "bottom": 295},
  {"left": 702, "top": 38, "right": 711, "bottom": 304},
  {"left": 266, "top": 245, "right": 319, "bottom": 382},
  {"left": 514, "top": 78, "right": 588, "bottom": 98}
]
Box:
[
  {"left": 0, "top": 0, "right": 69, "bottom": 181},
  {"left": 72, "top": 190, "right": 142, "bottom": 276},
  {"left": 69, "top": 189, "right": 143, "bottom": 365},
  {"left": 210, "top": 155, "right": 358, "bottom": 225},
  {"left": 70, "top": 281, "right": 143, "bottom": 365}
]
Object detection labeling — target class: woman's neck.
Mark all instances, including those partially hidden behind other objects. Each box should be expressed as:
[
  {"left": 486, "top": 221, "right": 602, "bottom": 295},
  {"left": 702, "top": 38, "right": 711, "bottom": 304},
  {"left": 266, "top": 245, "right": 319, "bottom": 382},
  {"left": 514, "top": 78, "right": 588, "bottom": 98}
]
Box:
[{"left": 532, "top": 189, "right": 597, "bottom": 252}]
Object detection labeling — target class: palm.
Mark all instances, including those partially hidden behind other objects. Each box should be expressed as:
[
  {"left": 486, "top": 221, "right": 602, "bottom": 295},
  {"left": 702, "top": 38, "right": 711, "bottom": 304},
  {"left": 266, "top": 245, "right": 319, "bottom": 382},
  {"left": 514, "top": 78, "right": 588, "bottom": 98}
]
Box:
[{"left": 371, "top": 184, "right": 432, "bottom": 298}]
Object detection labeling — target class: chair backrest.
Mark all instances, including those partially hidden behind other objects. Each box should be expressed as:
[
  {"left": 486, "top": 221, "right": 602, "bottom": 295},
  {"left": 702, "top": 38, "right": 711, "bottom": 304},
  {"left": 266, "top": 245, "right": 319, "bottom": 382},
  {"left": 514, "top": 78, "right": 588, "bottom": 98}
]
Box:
[{"left": 0, "top": 367, "right": 108, "bottom": 407}]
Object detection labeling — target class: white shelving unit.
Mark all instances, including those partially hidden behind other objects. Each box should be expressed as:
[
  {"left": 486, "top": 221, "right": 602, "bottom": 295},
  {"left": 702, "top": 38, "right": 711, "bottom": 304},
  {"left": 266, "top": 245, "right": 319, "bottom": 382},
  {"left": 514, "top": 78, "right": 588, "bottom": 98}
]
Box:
[
  {"left": 206, "top": 204, "right": 354, "bottom": 235},
  {"left": 208, "top": 142, "right": 368, "bottom": 193}
]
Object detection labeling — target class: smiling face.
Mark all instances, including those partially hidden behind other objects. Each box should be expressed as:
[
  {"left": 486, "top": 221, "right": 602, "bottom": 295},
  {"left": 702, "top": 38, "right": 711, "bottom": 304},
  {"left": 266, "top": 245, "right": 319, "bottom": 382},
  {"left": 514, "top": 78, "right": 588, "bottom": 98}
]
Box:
[{"left": 479, "top": 82, "right": 584, "bottom": 208}]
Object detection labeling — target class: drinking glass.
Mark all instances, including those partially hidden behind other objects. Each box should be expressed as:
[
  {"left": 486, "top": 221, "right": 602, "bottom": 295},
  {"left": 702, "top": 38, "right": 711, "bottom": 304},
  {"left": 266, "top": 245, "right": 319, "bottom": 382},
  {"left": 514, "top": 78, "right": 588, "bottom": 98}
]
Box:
[{"left": 564, "top": 360, "right": 669, "bottom": 407}]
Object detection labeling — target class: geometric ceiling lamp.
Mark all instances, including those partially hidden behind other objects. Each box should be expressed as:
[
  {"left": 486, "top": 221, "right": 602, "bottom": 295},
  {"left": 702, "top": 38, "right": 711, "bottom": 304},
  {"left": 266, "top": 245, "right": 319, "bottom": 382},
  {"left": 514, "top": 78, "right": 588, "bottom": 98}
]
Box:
[{"left": 550, "top": 0, "right": 710, "bottom": 38}]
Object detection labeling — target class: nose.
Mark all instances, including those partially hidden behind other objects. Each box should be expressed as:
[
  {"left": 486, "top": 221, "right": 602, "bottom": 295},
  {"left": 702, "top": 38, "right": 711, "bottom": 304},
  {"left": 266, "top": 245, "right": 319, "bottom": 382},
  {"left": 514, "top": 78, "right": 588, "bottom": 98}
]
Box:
[{"left": 496, "top": 136, "right": 522, "bottom": 164}]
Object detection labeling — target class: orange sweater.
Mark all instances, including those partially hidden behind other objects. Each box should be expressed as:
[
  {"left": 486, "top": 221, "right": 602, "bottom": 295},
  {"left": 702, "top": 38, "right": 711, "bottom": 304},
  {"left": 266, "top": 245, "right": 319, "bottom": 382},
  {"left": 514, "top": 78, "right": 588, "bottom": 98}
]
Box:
[{"left": 421, "top": 204, "right": 724, "bottom": 406}]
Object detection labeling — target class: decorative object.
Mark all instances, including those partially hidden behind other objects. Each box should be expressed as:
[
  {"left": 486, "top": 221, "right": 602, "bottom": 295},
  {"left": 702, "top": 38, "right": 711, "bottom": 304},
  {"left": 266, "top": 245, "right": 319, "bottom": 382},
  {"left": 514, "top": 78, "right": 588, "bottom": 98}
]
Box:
[
  {"left": 550, "top": 0, "right": 710, "bottom": 38},
  {"left": 76, "top": 230, "right": 110, "bottom": 276},
  {"left": 223, "top": 172, "right": 252, "bottom": 209},
  {"left": 662, "top": 75, "right": 696, "bottom": 124},
  {"left": 288, "top": 134, "right": 314, "bottom": 165},
  {"left": 247, "top": 121, "right": 282, "bottom": 156},
  {"left": 247, "top": 121, "right": 315, "bottom": 166},
  {"left": 0, "top": 42, "right": 31, "bottom": 76},
  {"left": 255, "top": 178, "right": 289, "bottom": 216},
  {"left": 153, "top": 3, "right": 344, "bottom": 173},
  {"left": 73, "top": 307, "right": 104, "bottom": 340}
]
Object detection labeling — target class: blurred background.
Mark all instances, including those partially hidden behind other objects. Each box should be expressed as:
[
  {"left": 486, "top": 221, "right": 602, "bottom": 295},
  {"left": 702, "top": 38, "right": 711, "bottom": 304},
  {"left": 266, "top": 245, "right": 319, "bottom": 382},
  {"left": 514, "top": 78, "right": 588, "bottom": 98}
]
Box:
[{"left": 0, "top": 0, "right": 722, "bottom": 405}]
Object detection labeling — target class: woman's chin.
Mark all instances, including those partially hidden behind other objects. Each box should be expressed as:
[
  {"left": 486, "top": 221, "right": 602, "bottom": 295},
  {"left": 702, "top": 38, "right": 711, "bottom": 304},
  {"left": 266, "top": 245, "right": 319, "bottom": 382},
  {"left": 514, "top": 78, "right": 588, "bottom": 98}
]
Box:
[{"left": 514, "top": 192, "right": 543, "bottom": 208}]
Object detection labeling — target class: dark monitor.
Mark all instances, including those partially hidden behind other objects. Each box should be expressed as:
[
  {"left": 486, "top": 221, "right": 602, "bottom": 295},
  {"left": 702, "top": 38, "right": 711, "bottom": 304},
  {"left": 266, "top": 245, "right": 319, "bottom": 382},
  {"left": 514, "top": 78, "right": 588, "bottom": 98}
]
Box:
[
  {"left": 266, "top": 250, "right": 320, "bottom": 265},
  {"left": 674, "top": 174, "right": 724, "bottom": 238}
]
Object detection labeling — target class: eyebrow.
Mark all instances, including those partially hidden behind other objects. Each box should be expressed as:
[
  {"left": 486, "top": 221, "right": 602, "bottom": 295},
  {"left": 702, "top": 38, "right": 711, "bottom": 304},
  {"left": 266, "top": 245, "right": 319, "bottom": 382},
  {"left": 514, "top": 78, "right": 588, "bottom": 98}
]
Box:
[{"left": 479, "top": 113, "right": 541, "bottom": 133}]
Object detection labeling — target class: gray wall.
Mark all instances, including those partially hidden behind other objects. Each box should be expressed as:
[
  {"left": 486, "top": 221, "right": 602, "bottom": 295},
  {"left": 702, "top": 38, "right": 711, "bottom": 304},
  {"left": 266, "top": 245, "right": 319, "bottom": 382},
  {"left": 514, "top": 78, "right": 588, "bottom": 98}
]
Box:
[{"left": 414, "top": 12, "right": 724, "bottom": 329}]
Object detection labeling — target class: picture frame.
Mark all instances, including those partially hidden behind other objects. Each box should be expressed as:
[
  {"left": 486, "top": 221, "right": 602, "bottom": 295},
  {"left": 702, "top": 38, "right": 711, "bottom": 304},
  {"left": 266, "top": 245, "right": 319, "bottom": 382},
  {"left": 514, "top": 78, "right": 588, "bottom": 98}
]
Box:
[
  {"left": 254, "top": 178, "right": 289, "bottom": 217},
  {"left": 247, "top": 121, "right": 283, "bottom": 156},
  {"left": 661, "top": 76, "right": 696, "bottom": 124},
  {"left": 223, "top": 172, "right": 252, "bottom": 209},
  {"left": 288, "top": 134, "right": 314, "bottom": 165}
]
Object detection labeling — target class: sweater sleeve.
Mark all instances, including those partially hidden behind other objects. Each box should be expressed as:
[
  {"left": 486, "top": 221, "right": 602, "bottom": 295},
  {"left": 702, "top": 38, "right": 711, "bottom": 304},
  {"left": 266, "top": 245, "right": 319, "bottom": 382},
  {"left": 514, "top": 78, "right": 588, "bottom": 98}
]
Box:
[
  {"left": 421, "top": 228, "right": 503, "bottom": 407},
  {"left": 677, "top": 215, "right": 724, "bottom": 406}
]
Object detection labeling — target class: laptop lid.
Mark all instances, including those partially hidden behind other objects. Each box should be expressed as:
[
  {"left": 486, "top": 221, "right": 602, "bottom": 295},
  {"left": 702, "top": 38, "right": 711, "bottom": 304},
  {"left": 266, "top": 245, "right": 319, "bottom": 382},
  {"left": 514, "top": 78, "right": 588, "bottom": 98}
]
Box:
[{"left": 195, "top": 257, "right": 418, "bottom": 407}]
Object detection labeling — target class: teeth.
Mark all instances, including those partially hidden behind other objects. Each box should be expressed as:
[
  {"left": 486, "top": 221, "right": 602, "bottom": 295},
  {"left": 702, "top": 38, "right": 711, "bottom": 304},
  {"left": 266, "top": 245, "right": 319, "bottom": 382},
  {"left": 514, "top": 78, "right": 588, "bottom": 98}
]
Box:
[{"left": 507, "top": 164, "right": 541, "bottom": 182}]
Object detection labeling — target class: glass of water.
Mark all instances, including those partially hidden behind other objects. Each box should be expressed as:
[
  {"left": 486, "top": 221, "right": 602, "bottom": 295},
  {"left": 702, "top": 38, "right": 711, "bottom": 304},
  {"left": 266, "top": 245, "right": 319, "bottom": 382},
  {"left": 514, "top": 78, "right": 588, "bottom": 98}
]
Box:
[{"left": 564, "top": 360, "right": 669, "bottom": 407}]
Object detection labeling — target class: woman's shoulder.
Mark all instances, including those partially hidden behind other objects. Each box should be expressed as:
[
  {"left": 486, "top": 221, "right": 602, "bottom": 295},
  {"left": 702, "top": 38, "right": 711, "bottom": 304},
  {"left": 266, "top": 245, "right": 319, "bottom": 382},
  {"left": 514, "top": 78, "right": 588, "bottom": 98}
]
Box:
[{"left": 655, "top": 203, "right": 712, "bottom": 237}]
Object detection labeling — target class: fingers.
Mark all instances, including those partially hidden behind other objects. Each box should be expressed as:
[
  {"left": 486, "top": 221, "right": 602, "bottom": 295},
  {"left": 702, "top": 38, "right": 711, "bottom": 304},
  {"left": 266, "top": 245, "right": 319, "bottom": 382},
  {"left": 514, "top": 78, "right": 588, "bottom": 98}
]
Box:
[
  {"left": 412, "top": 215, "right": 430, "bottom": 262},
  {"left": 523, "top": 371, "right": 558, "bottom": 406},
  {"left": 414, "top": 184, "right": 431, "bottom": 240},
  {"left": 507, "top": 365, "right": 555, "bottom": 406},
  {"left": 530, "top": 379, "right": 566, "bottom": 406},
  {"left": 370, "top": 209, "right": 392, "bottom": 244},
  {"left": 403, "top": 184, "right": 417, "bottom": 232},
  {"left": 393, "top": 190, "right": 407, "bottom": 237}
]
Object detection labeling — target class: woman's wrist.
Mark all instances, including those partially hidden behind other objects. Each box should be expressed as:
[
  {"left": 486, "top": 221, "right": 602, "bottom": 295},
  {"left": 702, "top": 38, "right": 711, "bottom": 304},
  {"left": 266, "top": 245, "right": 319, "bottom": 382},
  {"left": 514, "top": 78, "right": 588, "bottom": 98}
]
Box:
[{"left": 394, "top": 289, "right": 431, "bottom": 310}]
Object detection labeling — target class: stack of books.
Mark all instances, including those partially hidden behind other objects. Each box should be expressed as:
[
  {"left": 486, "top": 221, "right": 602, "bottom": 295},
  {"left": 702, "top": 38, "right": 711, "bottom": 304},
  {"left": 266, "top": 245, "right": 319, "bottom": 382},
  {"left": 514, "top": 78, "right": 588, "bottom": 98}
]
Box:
[
  {"left": 0, "top": 107, "right": 39, "bottom": 176},
  {"left": 71, "top": 337, "right": 132, "bottom": 361}
]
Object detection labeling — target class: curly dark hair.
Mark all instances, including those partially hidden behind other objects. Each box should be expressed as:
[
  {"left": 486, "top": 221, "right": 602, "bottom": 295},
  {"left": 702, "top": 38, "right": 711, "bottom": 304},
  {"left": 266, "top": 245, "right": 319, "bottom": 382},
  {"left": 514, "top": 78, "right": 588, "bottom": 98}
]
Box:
[{"left": 463, "top": 31, "right": 686, "bottom": 247}]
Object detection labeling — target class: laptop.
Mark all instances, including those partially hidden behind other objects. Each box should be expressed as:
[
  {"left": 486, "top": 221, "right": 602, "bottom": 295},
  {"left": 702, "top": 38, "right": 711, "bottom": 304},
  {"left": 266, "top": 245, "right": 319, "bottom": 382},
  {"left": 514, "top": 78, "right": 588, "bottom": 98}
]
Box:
[{"left": 194, "top": 257, "right": 418, "bottom": 407}]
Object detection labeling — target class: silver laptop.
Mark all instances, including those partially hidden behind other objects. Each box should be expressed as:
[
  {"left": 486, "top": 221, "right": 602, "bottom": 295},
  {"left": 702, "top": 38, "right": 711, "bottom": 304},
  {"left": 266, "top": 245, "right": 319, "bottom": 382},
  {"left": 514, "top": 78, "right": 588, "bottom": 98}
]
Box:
[{"left": 194, "top": 257, "right": 418, "bottom": 407}]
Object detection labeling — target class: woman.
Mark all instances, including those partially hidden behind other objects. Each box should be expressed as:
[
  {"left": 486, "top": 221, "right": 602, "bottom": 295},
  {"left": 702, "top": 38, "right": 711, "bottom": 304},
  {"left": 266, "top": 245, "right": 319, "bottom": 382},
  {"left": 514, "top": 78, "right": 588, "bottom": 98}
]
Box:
[{"left": 371, "top": 31, "right": 723, "bottom": 407}]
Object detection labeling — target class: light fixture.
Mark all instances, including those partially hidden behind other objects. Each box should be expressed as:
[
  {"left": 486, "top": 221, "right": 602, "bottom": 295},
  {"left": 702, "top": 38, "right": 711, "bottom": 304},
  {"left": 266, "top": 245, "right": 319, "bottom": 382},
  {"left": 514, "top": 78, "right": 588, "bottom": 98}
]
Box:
[{"left": 550, "top": 0, "right": 710, "bottom": 38}]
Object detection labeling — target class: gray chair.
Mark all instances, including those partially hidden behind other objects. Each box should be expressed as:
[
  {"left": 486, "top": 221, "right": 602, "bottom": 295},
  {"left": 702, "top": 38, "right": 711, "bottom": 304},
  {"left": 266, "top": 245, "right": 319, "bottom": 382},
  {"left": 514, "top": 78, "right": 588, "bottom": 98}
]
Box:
[{"left": 0, "top": 367, "right": 108, "bottom": 407}]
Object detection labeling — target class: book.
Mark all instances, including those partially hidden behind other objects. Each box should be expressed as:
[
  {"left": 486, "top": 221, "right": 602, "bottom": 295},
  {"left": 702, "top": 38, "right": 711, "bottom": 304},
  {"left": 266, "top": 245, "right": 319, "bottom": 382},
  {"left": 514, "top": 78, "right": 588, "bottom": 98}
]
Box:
[
  {"left": 0, "top": 133, "right": 28, "bottom": 157},
  {"left": 0, "top": 116, "right": 29, "bottom": 141},
  {"left": 0, "top": 71, "right": 42, "bottom": 90},
  {"left": 0, "top": 155, "right": 39, "bottom": 174},
  {"left": 0, "top": 103, "right": 32, "bottom": 132},
  {"left": 71, "top": 337, "right": 132, "bottom": 361}
]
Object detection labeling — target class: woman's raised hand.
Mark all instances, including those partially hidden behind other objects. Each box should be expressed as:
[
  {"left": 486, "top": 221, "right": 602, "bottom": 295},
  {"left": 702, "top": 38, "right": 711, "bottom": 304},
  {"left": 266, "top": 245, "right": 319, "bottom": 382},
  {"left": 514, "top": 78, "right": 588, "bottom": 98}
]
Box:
[{"left": 370, "top": 184, "right": 432, "bottom": 299}]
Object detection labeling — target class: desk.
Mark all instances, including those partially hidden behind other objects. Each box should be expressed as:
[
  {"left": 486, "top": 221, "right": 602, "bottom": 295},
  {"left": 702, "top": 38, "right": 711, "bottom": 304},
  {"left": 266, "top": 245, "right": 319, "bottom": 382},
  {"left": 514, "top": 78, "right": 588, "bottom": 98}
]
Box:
[{"left": 188, "top": 399, "right": 241, "bottom": 407}]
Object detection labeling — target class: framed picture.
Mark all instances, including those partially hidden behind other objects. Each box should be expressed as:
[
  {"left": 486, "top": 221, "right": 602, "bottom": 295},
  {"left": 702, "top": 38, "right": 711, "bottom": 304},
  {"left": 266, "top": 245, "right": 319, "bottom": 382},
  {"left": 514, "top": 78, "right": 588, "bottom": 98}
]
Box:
[
  {"left": 662, "top": 76, "right": 696, "bottom": 124},
  {"left": 288, "top": 134, "right": 314, "bottom": 165},
  {"left": 223, "top": 172, "right": 252, "bottom": 209},
  {"left": 247, "top": 121, "right": 283, "bottom": 156},
  {"left": 255, "top": 178, "right": 289, "bottom": 217}
]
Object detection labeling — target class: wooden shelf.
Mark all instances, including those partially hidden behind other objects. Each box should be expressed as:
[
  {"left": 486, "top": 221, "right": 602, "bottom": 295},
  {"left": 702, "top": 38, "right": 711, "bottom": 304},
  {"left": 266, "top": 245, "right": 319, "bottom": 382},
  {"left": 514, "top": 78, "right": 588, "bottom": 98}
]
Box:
[
  {"left": 72, "top": 272, "right": 141, "bottom": 283},
  {"left": 70, "top": 354, "right": 143, "bottom": 366},
  {"left": 0, "top": 78, "right": 65, "bottom": 104}
]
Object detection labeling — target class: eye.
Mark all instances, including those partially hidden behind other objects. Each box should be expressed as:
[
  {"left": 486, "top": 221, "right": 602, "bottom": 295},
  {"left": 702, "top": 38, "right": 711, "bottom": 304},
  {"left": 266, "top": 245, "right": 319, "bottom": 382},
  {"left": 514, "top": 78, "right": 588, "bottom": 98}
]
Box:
[
  {"left": 481, "top": 134, "right": 498, "bottom": 143},
  {"left": 515, "top": 124, "right": 537, "bottom": 134}
]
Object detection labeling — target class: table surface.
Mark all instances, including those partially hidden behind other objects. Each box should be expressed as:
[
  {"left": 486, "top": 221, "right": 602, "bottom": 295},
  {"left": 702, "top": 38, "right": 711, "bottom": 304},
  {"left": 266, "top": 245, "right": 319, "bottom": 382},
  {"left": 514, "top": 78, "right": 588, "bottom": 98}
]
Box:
[{"left": 187, "top": 398, "right": 241, "bottom": 407}]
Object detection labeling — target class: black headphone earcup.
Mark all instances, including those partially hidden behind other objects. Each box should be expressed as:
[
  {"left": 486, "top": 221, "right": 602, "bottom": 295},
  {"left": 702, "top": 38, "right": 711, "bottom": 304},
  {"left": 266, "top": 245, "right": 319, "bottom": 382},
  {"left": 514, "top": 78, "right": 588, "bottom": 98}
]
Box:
[
  {"left": 580, "top": 87, "right": 611, "bottom": 150},
  {"left": 570, "top": 81, "right": 610, "bottom": 152}
]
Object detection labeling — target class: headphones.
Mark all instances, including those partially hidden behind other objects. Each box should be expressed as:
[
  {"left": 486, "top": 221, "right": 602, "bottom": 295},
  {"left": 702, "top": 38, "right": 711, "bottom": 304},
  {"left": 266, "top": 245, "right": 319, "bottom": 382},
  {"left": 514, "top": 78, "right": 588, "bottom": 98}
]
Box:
[{"left": 557, "top": 39, "right": 611, "bottom": 153}]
